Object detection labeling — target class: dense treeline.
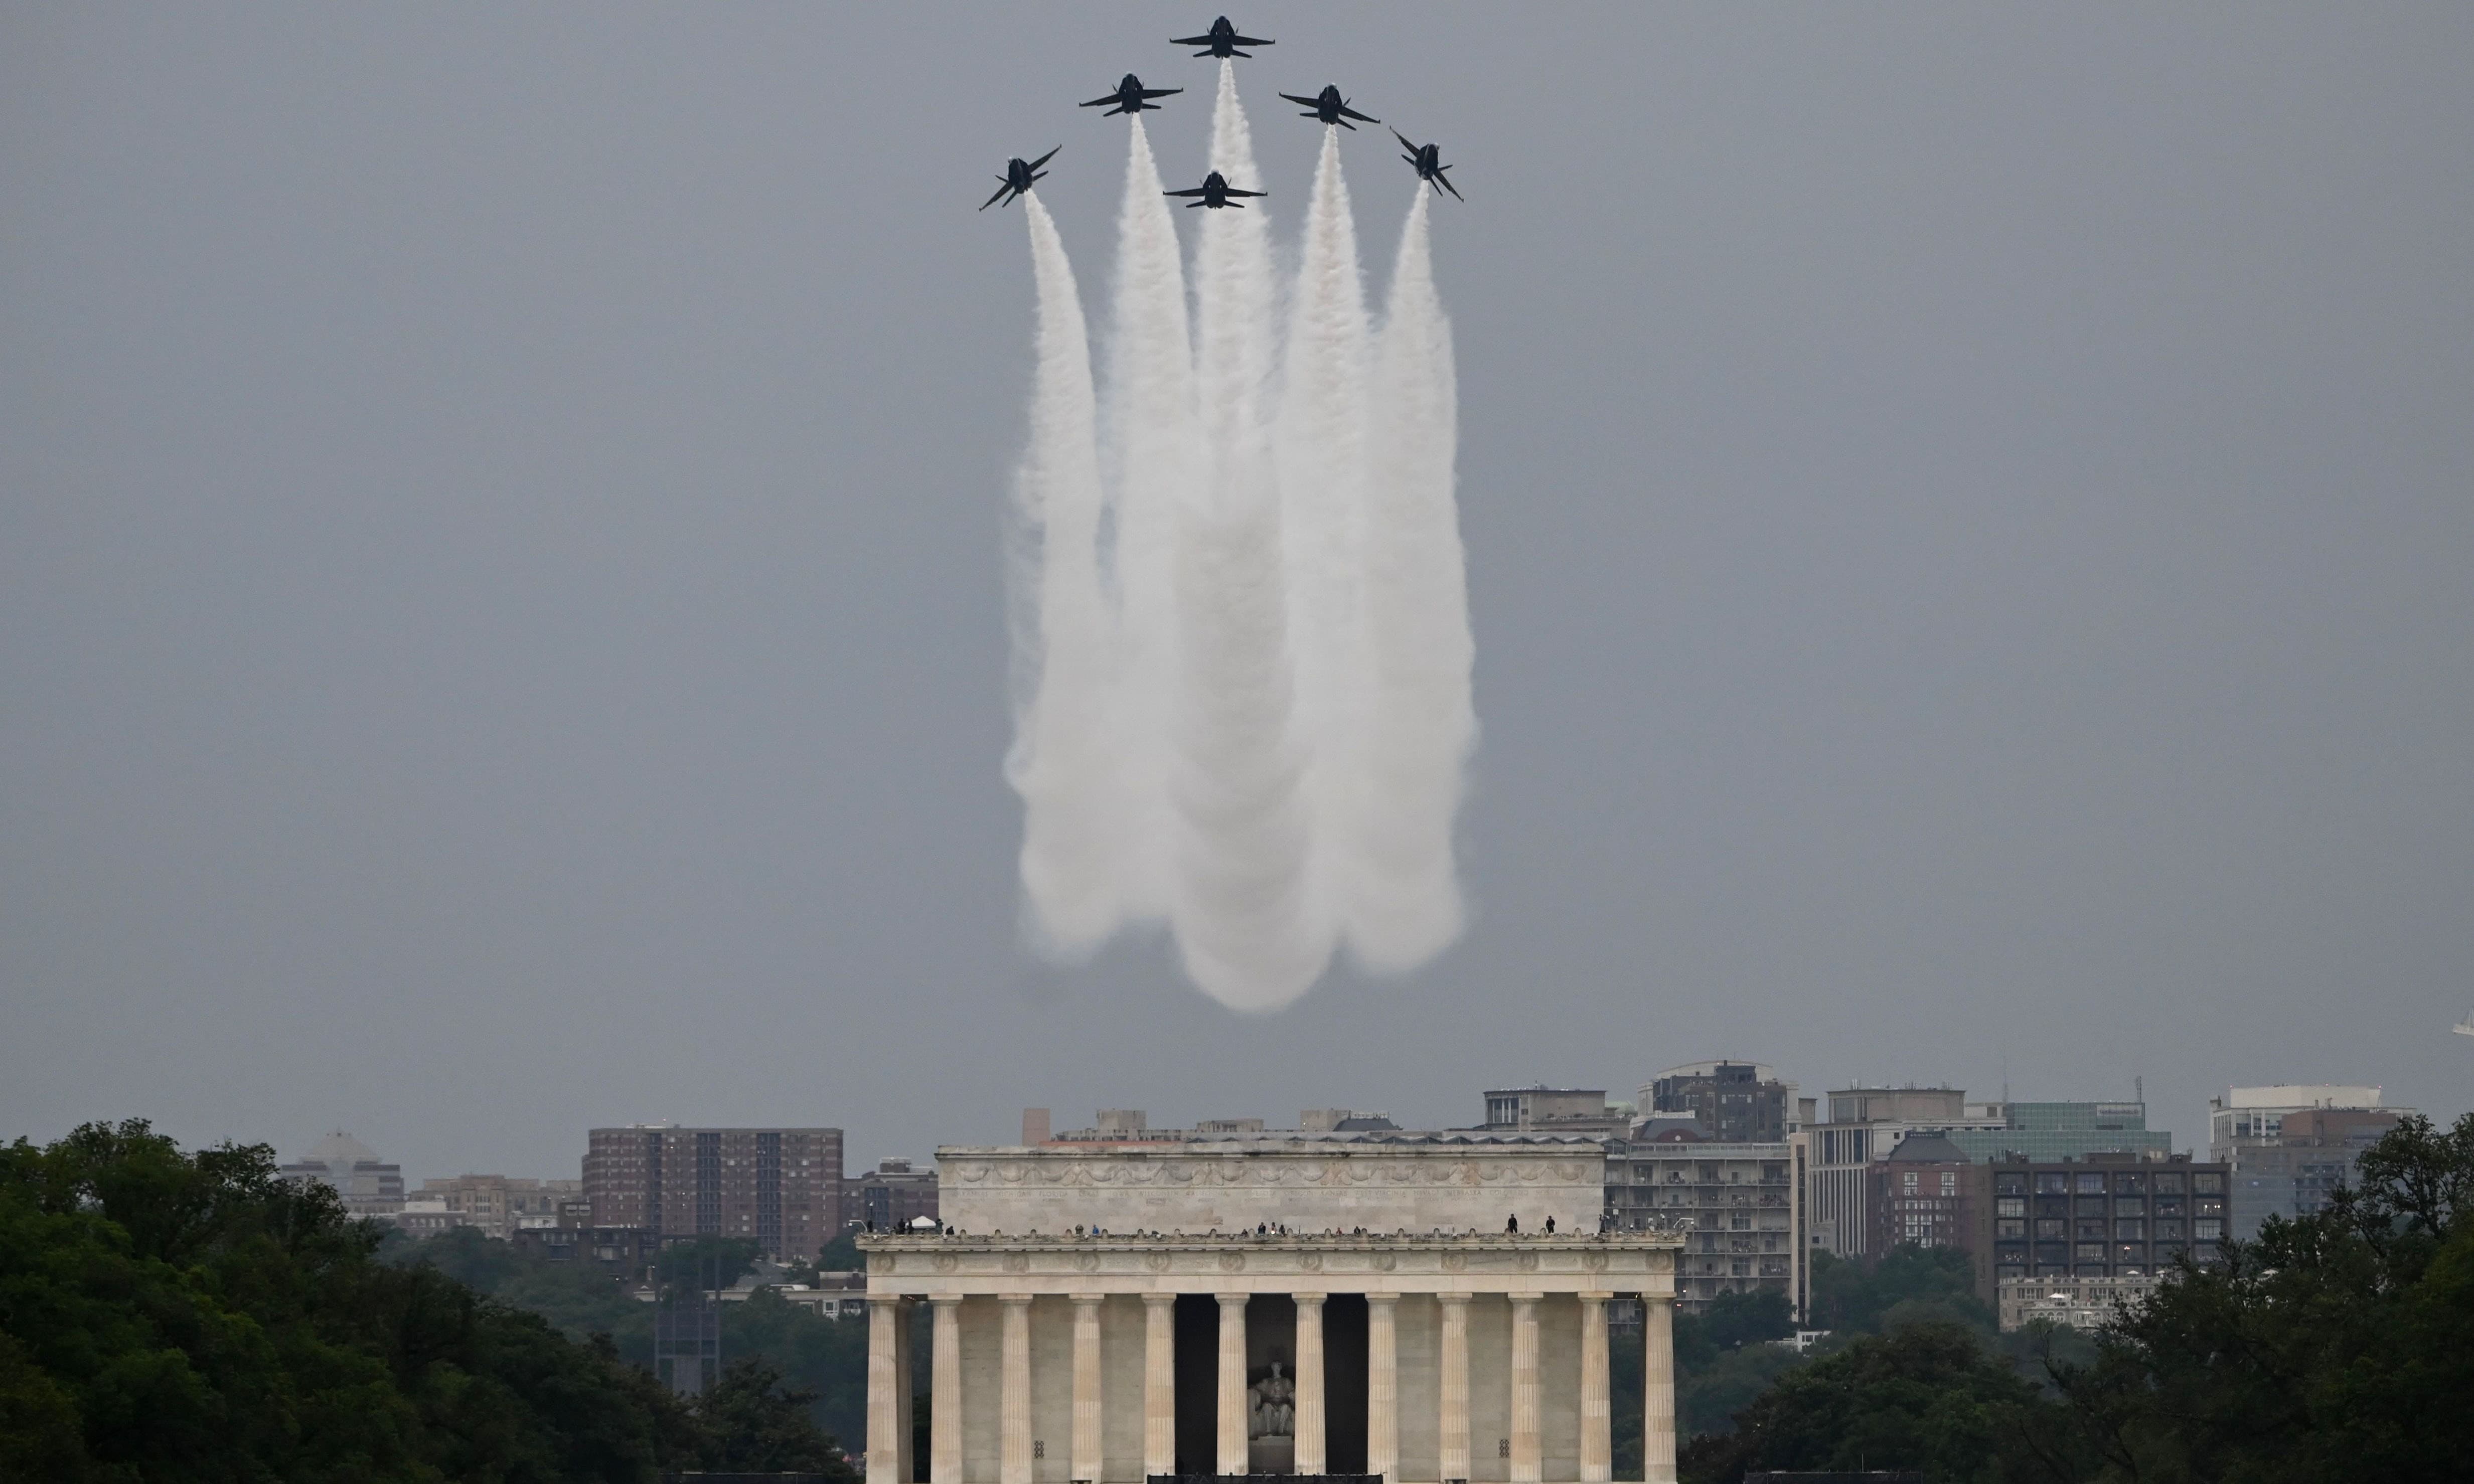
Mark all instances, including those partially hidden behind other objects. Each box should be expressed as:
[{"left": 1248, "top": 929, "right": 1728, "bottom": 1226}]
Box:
[
  {"left": 0, "top": 1121, "right": 853, "bottom": 1482},
  {"left": 387, "top": 1226, "right": 882, "bottom": 1451},
  {"left": 1678, "top": 1112, "right": 2474, "bottom": 1483}
]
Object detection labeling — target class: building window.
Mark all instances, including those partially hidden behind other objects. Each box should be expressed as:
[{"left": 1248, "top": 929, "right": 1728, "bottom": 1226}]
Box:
[
  {"left": 1996, "top": 1198, "right": 2026, "bottom": 1218},
  {"left": 2195, "top": 1219, "right": 2223, "bottom": 1240},
  {"left": 1903, "top": 1172, "right": 1919, "bottom": 1192},
  {"left": 2154, "top": 1173, "right": 2186, "bottom": 1195},
  {"left": 1940, "top": 1172, "right": 1957, "bottom": 1195},
  {"left": 2194, "top": 1174, "right": 2224, "bottom": 1195},
  {"left": 1997, "top": 1219, "right": 2026, "bottom": 1238},
  {"left": 2035, "top": 1218, "right": 2065, "bottom": 1238},
  {"left": 2076, "top": 1174, "right": 2106, "bottom": 1194},
  {"left": 2036, "top": 1173, "right": 2068, "bottom": 1195}
]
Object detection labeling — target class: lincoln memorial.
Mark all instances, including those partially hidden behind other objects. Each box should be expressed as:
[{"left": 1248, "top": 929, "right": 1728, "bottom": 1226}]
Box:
[{"left": 859, "top": 1135, "right": 1682, "bottom": 1484}]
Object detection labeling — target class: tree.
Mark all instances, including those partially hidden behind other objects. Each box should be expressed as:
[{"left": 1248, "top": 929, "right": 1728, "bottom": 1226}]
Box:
[
  {"left": 1678, "top": 1321, "right": 2072, "bottom": 1484},
  {"left": 2050, "top": 1112, "right": 2474, "bottom": 1483},
  {"left": 694, "top": 1357, "right": 858, "bottom": 1479},
  {"left": 0, "top": 1119, "right": 847, "bottom": 1482}
]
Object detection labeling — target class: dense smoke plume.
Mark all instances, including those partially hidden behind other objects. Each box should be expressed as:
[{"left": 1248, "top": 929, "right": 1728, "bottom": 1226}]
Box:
[{"left": 1006, "top": 65, "right": 1473, "bottom": 1011}]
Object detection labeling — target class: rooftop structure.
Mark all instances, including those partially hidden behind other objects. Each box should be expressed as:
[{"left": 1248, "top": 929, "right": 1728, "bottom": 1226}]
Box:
[{"left": 279, "top": 1131, "right": 404, "bottom": 1217}]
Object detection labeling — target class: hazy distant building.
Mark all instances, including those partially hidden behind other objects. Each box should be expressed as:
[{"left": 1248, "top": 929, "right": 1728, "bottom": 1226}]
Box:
[
  {"left": 1640, "top": 1062, "right": 1798, "bottom": 1144},
  {"left": 1940, "top": 1102, "right": 2173, "bottom": 1164},
  {"left": 1870, "top": 1133, "right": 1979, "bottom": 1259},
  {"left": 1478, "top": 1086, "right": 1626, "bottom": 1136},
  {"left": 279, "top": 1131, "right": 404, "bottom": 1217},
  {"left": 1973, "top": 1152, "right": 2229, "bottom": 1304},
  {"left": 1807, "top": 1091, "right": 2183, "bottom": 1260},
  {"left": 1805, "top": 1088, "right": 2003, "bottom": 1259},
  {"left": 1605, "top": 1133, "right": 1803, "bottom": 1317},
  {"left": 415, "top": 1174, "right": 581, "bottom": 1241},
  {"left": 585, "top": 1124, "right": 844, "bottom": 1260},
  {"left": 2209, "top": 1085, "right": 2406, "bottom": 1240},
  {"left": 845, "top": 1157, "right": 940, "bottom": 1231}
]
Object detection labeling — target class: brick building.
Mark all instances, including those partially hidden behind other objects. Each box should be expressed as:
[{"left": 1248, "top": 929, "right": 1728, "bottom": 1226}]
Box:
[
  {"left": 584, "top": 1124, "right": 843, "bottom": 1259},
  {"left": 844, "top": 1157, "right": 939, "bottom": 1232},
  {"left": 1868, "top": 1133, "right": 1979, "bottom": 1260}
]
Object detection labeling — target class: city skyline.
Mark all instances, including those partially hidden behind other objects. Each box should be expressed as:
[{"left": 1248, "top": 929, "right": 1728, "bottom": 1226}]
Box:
[{"left": 7, "top": 6, "right": 2470, "bottom": 1193}]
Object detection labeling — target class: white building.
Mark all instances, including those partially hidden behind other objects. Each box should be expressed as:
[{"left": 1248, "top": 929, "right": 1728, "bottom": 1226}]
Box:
[{"left": 858, "top": 1133, "right": 1686, "bottom": 1484}]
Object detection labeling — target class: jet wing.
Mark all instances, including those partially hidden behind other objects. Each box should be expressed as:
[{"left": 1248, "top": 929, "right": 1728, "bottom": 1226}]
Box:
[
  {"left": 1141, "top": 86, "right": 1184, "bottom": 99},
  {"left": 1162, "top": 186, "right": 1208, "bottom": 197},
  {"left": 980, "top": 182, "right": 1015, "bottom": 211},
  {"left": 1339, "top": 103, "right": 1379, "bottom": 123},
  {"left": 1028, "top": 146, "right": 1061, "bottom": 170},
  {"left": 1278, "top": 93, "right": 1318, "bottom": 108},
  {"left": 1080, "top": 94, "right": 1125, "bottom": 109},
  {"left": 1227, "top": 33, "right": 1272, "bottom": 46},
  {"left": 1169, "top": 32, "right": 1216, "bottom": 45},
  {"left": 1435, "top": 172, "right": 1463, "bottom": 202},
  {"left": 1222, "top": 187, "right": 1267, "bottom": 197}
]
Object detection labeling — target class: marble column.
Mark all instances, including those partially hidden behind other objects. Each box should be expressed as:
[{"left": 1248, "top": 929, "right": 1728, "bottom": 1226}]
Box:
[
  {"left": 1071, "top": 1295, "right": 1104, "bottom": 1483},
  {"left": 1508, "top": 1294, "right": 1542, "bottom": 1484},
  {"left": 1644, "top": 1295, "right": 1676, "bottom": 1484},
  {"left": 1216, "top": 1293, "right": 1250, "bottom": 1476},
  {"left": 897, "top": 1298, "right": 917, "bottom": 1484},
  {"left": 867, "top": 1296, "right": 904, "bottom": 1484},
  {"left": 1365, "top": 1294, "right": 1400, "bottom": 1483},
  {"left": 1001, "top": 1295, "right": 1034, "bottom": 1484},
  {"left": 1293, "top": 1293, "right": 1327, "bottom": 1475},
  {"left": 931, "top": 1298, "right": 964, "bottom": 1484},
  {"left": 1438, "top": 1295, "right": 1471, "bottom": 1483},
  {"left": 1142, "top": 1294, "right": 1177, "bottom": 1476},
  {"left": 1577, "top": 1293, "right": 1612, "bottom": 1484}
]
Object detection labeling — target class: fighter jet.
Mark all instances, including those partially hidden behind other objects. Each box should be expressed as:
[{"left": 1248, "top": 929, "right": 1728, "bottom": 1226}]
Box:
[
  {"left": 1163, "top": 171, "right": 1266, "bottom": 209},
  {"left": 1173, "top": 16, "right": 1273, "bottom": 59},
  {"left": 979, "top": 147, "right": 1059, "bottom": 211},
  {"left": 1280, "top": 85, "right": 1379, "bottom": 130},
  {"left": 1080, "top": 74, "right": 1182, "bottom": 117},
  {"left": 1391, "top": 129, "right": 1463, "bottom": 201}
]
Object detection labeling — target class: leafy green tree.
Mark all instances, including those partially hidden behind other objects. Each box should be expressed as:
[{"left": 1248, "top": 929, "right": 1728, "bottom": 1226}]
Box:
[
  {"left": 656, "top": 1234, "right": 762, "bottom": 1294},
  {"left": 2049, "top": 1112, "right": 2474, "bottom": 1483},
  {"left": 1808, "top": 1243, "right": 1994, "bottom": 1336},
  {"left": 1678, "top": 1321, "right": 2073, "bottom": 1484},
  {"left": 0, "top": 1118, "right": 850, "bottom": 1482},
  {"left": 693, "top": 1357, "right": 858, "bottom": 1478}
]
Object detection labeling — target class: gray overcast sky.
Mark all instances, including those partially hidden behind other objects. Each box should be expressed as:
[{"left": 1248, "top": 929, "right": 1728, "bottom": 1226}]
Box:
[{"left": 5, "top": 5, "right": 2469, "bottom": 1183}]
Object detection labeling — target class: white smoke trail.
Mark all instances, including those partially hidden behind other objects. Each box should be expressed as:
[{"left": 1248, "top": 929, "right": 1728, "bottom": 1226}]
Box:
[
  {"left": 1168, "top": 61, "right": 1327, "bottom": 1010},
  {"left": 1097, "top": 118, "right": 1197, "bottom": 923},
  {"left": 1006, "top": 195, "right": 1121, "bottom": 953},
  {"left": 1275, "top": 126, "right": 1374, "bottom": 947},
  {"left": 1352, "top": 188, "right": 1475, "bottom": 971}
]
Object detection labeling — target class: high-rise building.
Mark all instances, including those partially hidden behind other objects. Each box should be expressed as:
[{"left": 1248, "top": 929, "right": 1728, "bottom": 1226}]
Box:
[
  {"left": 1972, "top": 1151, "right": 2229, "bottom": 1304},
  {"left": 584, "top": 1124, "right": 844, "bottom": 1260},
  {"left": 2209, "top": 1086, "right": 2406, "bottom": 1240},
  {"left": 1604, "top": 1133, "right": 1803, "bottom": 1315},
  {"left": 1940, "top": 1102, "right": 2172, "bottom": 1164},
  {"left": 279, "top": 1131, "right": 404, "bottom": 1217},
  {"left": 1478, "top": 1086, "right": 1626, "bottom": 1136},
  {"left": 845, "top": 1157, "right": 940, "bottom": 1233},
  {"left": 1639, "top": 1062, "right": 1798, "bottom": 1144},
  {"left": 1870, "top": 1133, "right": 1979, "bottom": 1260},
  {"left": 1804, "top": 1088, "right": 2002, "bottom": 1259}
]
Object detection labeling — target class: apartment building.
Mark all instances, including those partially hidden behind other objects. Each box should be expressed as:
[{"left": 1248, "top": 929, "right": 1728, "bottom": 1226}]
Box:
[
  {"left": 2209, "top": 1085, "right": 2406, "bottom": 1240},
  {"left": 845, "top": 1157, "right": 940, "bottom": 1231},
  {"left": 1972, "top": 1152, "right": 2229, "bottom": 1304},
  {"left": 584, "top": 1124, "right": 844, "bottom": 1260},
  {"left": 1605, "top": 1134, "right": 1803, "bottom": 1316}
]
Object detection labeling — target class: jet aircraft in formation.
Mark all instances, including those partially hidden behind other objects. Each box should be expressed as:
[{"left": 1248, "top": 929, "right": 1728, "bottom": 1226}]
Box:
[
  {"left": 1392, "top": 129, "right": 1463, "bottom": 201},
  {"left": 1280, "top": 84, "right": 1379, "bottom": 130},
  {"left": 979, "top": 147, "right": 1059, "bottom": 211},
  {"left": 1164, "top": 171, "right": 1266, "bottom": 210},
  {"left": 1173, "top": 16, "right": 1273, "bottom": 59},
  {"left": 1080, "top": 73, "right": 1182, "bottom": 116},
  {"left": 981, "top": 20, "right": 1465, "bottom": 211}
]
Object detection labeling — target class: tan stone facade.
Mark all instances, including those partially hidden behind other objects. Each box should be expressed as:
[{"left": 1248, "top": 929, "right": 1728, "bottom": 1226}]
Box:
[{"left": 860, "top": 1140, "right": 1681, "bottom": 1484}]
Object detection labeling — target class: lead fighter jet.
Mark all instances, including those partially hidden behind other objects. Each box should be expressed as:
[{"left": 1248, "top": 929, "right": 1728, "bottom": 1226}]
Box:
[
  {"left": 1080, "top": 73, "right": 1181, "bottom": 116},
  {"left": 1391, "top": 129, "right": 1463, "bottom": 201},
  {"left": 1280, "top": 84, "right": 1379, "bottom": 130},
  {"left": 1164, "top": 171, "right": 1266, "bottom": 209},
  {"left": 979, "top": 147, "right": 1059, "bottom": 211},
  {"left": 1173, "top": 16, "right": 1273, "bottom": 59}
]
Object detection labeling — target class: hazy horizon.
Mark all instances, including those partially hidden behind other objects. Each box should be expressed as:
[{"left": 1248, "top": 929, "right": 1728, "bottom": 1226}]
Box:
[{"left": 6, "top": 5, "right": 2469, "bottom": 1186}]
